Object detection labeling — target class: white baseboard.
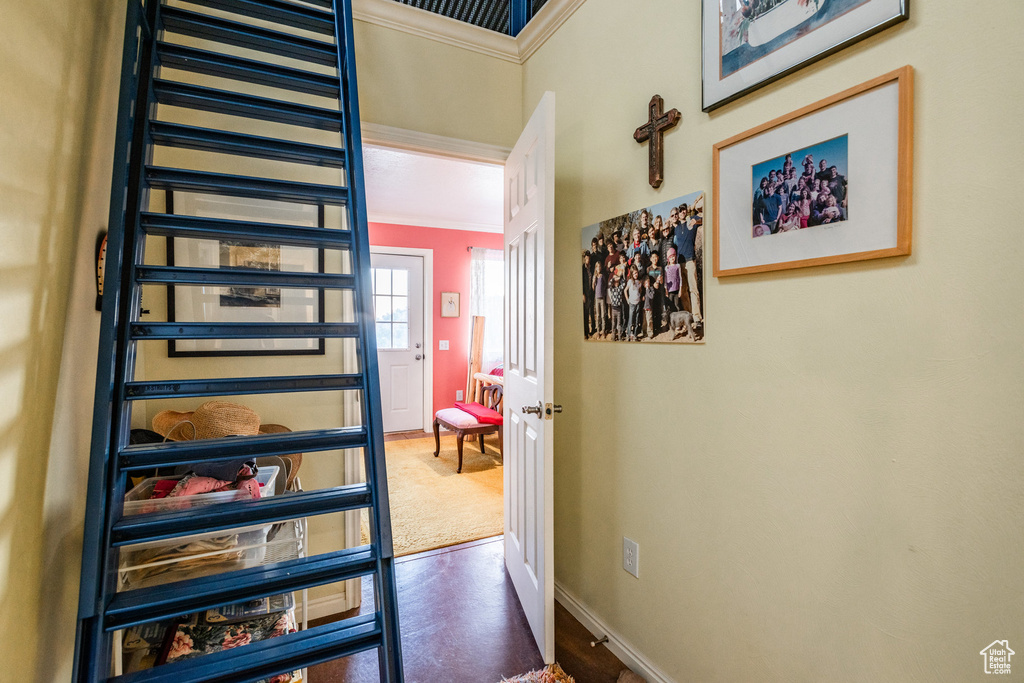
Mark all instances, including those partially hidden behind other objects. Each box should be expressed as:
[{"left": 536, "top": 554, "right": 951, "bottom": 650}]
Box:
[
  {"left": 294, "top": 591, "right": 353, "bottom": 624},
  {"left": 555, "top": 582, "right": 678, "bottom": 683}
]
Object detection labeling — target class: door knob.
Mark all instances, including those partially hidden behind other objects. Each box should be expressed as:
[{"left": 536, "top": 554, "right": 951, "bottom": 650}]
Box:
[
  {"left": 415, "top": 342, "right": 421, "bottom": 348},
  {"left": 521, "top": 402, "right": 543, "bottom": 415},
  {"left": 415, "top": 354, "right": 423, "bottom": 360}
]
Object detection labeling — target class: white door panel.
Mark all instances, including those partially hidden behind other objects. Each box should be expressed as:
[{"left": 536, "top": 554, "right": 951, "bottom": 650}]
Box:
[
  {"left": 371, "top": 252, "right": 425, "bottom": 433},
  {"left": 504, "top": 92, "right": 555, "bottom": 663}
]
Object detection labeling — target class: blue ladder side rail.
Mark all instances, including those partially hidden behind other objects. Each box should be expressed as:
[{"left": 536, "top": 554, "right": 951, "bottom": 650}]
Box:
[{"left": 74, "top": 0, "right": 404, "bottom": 680}]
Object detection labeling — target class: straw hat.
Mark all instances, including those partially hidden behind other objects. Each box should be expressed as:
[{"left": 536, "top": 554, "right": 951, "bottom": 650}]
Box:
[{"left": 152, "top": 401, "right": 261, "bottom": 441}]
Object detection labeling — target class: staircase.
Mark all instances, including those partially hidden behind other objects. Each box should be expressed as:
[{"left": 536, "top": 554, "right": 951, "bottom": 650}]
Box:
[{"left": 74, "top": 0, "right": 403, "bottom": 680}]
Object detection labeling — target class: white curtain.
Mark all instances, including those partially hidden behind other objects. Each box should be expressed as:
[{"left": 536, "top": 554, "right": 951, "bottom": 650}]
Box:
[{"left": 469, "top": 247, "right": 504, "bottom": 372}]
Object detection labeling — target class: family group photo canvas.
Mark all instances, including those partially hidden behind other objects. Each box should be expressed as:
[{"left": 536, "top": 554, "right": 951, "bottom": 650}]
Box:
[{"left": 581, "top": 191, "right": 706, "bottom": 344}]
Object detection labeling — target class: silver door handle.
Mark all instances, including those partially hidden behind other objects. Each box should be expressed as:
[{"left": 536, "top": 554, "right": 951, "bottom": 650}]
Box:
[
  {"left": 550, "top": 404, "right": 563, "bottom": 414},
  {"left": 521, "top": 402, "right": 543, "bottom": 415},
  {"left": 415, "top": 354, "right": 423, "bottom": 360}
]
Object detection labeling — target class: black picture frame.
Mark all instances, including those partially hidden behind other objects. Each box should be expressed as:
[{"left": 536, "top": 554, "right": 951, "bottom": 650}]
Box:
[
  {"left": 166, "top": 190, "right": 327, "bottom": 358},
  {"left": 702, "top": 0, "right": 909, "bottom": 113}
]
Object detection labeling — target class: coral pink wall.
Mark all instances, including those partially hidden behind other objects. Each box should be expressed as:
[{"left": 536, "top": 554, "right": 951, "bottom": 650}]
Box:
[{"left": 369, "top": 222, "right": 503, "bottom": 418}]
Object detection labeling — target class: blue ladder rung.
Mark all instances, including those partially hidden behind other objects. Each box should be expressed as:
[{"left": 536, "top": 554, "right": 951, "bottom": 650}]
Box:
[
  {"left": 125, "top": 373, "right": 364, "bottom": 399},
  {"left": 136, "top": 265, "right": 355, "bottom": 289},
  {"left": 106, "top": 546, "right": 377, "bottom": 630},
  {"left": 140, "top": 212, "right": 352, "bottom": 248},
  {"left": 145, "top": 166, "right": 349, "bottom": 204},
  {"left": 120, "top": 427, "right": 369, "bottom": 470},
  {"left": 153, "top": 79, "right": 343, "bottom": 131},
  {"left": 131, "top": 321, "right": 360, "bottom": 339},
  {"left": 161, "top": 6, "right": 338, "bottom": 66},
  {"left": 156, "top": 43, "right": 341, "bottom": 98},
  {"left": 109, "top": 613, "right": 382, "bottom": 683},
  {"left": 176, "top": 0, "right": 336, "bottom": 36},
  {"left": 111, "top": 484, "right": 375, "bottom": 547},
  {"left": 150, "top": 121, "right": 346, "bottom": 167}
]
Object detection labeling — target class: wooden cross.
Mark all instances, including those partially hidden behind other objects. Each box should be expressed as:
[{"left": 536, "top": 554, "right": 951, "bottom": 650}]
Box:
[{"left": 633, "top": 94, "right": 681, "bottom": 189}]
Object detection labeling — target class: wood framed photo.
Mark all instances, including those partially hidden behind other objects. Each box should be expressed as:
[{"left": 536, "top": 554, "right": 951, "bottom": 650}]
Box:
[
  {"left": 713, "top": 66, "right": 912, "bottom": 277},
  {"left": 440, "top": 292, "right": 460, "bottom": 318},
  {"left": 702, "top": 0, "right": 908, "bottom": 112},
  {"left": 166, "top": 191, "right": 327, "bottom": 357}
]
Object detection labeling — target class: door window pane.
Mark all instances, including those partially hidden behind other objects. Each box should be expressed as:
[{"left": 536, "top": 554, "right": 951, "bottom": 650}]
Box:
[
  {"left": 392, "top": 296, "right": 408, "bottom": 322},
  {"left": 374, "top": 295, "right": 391, "bottom": 322},
  {"left": 376, "top": 322, "right": 392, "bottom": 349},
  {"left": 392, "top": 323, "right": 409, "bottom": 350}
]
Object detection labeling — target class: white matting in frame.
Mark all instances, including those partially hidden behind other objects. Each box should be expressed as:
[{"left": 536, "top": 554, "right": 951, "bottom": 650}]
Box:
[
  {"left": 168, "top": 192, "right": 326, "bottom": 356},
  {"left": 714, "top": 66, "right": 912, "bottom": 276}
]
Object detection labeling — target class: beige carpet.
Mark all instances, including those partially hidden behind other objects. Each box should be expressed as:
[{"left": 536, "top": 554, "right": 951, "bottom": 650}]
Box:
[{"left": 361, "top": 435, "right": 503, "bottom": 556}]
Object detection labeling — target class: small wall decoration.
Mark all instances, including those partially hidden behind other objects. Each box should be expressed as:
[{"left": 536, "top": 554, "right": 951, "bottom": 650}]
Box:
[
  {"left": 581, "top": 191, "right": 705, "bottom": 344},
  {"left": 634, "top": 95, "right": 681, "bottom": 189},
  {"left": 713, "top": 66, "right": 912, "bottom": 277},
  {"left": 166, "top": 191, "right": 326, "bottom": 357},
  {"left": 702, "top": 0, "right": 909, "bottom": 112},
  {"left": 95, "top": 230, "right": 108, "bottom": 311},
  {"left": 440, "top": 292, "right": 460, "bottom": 318}
]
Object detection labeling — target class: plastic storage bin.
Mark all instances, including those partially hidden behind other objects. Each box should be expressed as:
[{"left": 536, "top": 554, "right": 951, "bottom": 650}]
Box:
[{"left": 123, "top": 465, "right": 279, "bottom": 516}]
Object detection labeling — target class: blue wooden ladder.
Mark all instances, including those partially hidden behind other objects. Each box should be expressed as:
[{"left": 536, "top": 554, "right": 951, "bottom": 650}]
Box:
[{"left": 75, "top": 0, "right": 403, "bottom": 680}]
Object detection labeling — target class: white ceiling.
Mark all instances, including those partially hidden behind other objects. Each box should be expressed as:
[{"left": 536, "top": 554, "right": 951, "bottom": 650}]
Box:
[{"left": 362, "top": 145, "right": 504, "bottom": 233}]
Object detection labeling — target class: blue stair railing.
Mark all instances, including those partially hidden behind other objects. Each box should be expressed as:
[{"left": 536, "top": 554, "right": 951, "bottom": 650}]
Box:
[{"left": 74, "top": 0, "right": 403, "bottom": 680}]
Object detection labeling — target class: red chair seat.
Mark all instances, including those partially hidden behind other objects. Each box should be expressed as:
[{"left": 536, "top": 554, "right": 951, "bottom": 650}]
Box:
[{"left": 454, "top": 401, "right": 502, "bottom": 425}]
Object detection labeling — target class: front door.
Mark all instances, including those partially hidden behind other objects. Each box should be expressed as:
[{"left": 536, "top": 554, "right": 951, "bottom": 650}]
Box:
[
  {"left": 504, "top": 92, "right": 556, "bottom": 663},
  {"left": 371, "top": 252, "right": 425, "bottom": 433}
]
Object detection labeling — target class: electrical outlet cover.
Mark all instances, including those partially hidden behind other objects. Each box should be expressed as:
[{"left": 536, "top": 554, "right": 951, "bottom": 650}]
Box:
[
  {"left": 623, "top": 537, "right": 639, "bottom": 578},
  {"left": 456, "top": 390, "right": 464, "bottom": 401},
  {"left": 439, "top": 340, "right": 449, "bottom": 350}
]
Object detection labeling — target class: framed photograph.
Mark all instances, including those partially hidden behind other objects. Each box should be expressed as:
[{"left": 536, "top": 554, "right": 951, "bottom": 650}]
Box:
[
  {"left": 581, "top": 191, "right": 706, "bottom": 344},
  {"left": 440, "top": 292, "right": 460, "bottom": 318},
  {"left": 713, "top": 66, "right": 912, "bottom": 277},
  {"left": 166, "top": 191, "right": 327, "bottom": 357},
  {"left": 703, "top": 0, "right": 909, "bottom": 112}
]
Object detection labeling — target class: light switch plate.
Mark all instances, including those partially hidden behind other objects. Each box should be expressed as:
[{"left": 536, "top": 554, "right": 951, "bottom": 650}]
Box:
[{"left": 439, "top": 340, "right": 449, "bottom": 350}]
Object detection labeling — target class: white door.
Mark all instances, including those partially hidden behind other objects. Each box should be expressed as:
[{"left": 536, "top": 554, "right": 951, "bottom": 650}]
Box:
[
  {"left": 504, "top": 91, "right": 556, "bottom": 663},
  {"left": 371, "top": 252, "right": 425, "bottom": 433}
]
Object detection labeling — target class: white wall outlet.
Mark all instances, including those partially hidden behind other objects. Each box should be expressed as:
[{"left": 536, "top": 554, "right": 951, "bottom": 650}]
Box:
[
  {"left": 623, "top": 537, "right": 639, "bottom": 578},
  {"left": 439, "top": 340, "right": 449, "bottom": 350},
  {"left": 456, "top": 390, "right": 464, "bottom": 401}
]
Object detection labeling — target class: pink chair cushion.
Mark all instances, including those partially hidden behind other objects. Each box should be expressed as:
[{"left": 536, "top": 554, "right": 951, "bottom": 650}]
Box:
[
  {"left": 435, "top": 407, "right": 483, "bottom": 429},
  {"left": 454, "top": 401, "right": 503, "bottom": 425}
]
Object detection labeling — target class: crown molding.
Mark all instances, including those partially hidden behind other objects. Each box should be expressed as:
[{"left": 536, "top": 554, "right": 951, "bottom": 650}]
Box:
[
  {"left": 351, "top": 0, "right": 588, "bottom": 65},
  {"left": 361, "top": 122, "right": 510, "bottom": 164},
  {"left": 515, "top": 0, "right": 588, "bottom": 62},
  {"left": 352, "top": 0, "right": 519, "bottom": 63}
]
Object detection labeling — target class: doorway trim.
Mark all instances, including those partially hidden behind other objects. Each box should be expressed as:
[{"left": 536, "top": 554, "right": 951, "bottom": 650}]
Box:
[{"left": 370, "top": 245, "right": 434, "bottom": 433}]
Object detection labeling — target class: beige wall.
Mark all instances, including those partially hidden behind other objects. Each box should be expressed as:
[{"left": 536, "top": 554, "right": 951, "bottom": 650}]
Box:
[
  {"left": 355, "top": 19, "right": 523, "bottom": 147},
  {"left": 0, "top": 0, "right": 124, "bottom": 679},
  {"left": 523, "top": 0, "right": 1024, "bottom": 681}
]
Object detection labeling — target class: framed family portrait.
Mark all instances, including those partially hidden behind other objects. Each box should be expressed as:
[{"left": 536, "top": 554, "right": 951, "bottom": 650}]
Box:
[
  {"left": 166, "top": 191, "right": 327, "bottom": 357},
  {"left": 713, "top": 66, "right": 912, "bottom": 277},
  {"left": 702, "top": 0, "right": 909, "bottom": 112},
  {"left": 581, "top": 191, "right": 706, "bottom": 344}
]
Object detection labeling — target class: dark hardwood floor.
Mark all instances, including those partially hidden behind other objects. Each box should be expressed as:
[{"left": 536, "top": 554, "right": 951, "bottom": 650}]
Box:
[{"left": 308, "top": 537, "right": 627, "bottom": 682}]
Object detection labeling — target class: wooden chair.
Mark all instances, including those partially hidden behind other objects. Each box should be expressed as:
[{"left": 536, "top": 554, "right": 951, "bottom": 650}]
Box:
[{"left": 432, "top": 385, "right": 503, "bottom": 473}]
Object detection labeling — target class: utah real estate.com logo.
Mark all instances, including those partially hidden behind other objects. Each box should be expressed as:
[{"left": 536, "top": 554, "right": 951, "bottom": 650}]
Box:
[{"left": 980, "top": 640, "right": 1014, "bottom": 675}]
